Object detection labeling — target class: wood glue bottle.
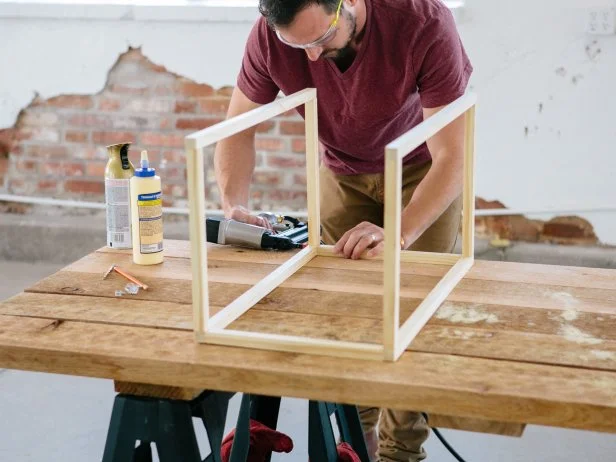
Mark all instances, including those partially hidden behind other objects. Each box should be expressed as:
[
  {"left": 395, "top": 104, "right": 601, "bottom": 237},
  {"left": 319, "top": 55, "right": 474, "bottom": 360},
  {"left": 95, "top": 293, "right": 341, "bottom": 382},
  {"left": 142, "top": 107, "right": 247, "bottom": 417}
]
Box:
[{"left": 130, "top": 150, "right": 164, "bottom": 265}]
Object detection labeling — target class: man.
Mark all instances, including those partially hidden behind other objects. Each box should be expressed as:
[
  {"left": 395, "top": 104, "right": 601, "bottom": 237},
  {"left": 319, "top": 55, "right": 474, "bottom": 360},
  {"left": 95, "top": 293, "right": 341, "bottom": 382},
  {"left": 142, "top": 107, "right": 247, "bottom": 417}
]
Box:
[{"left": 214, "top": 0, "right": 473, "bottom": 460}]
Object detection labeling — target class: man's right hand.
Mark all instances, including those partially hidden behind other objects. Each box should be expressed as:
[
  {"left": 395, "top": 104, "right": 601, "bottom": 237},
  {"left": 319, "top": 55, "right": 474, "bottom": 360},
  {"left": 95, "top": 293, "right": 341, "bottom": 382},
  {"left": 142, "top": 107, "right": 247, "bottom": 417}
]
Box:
[{"left": 227, "top": 205, "right": 273, "bottom": 230}]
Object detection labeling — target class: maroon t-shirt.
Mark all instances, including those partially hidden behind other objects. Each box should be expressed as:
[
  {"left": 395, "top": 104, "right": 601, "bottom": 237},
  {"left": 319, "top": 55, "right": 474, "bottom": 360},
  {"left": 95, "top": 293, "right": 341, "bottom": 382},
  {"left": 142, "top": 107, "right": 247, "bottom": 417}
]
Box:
[{"left": 237, "top": 0, "right": 473, "bottom": 175}]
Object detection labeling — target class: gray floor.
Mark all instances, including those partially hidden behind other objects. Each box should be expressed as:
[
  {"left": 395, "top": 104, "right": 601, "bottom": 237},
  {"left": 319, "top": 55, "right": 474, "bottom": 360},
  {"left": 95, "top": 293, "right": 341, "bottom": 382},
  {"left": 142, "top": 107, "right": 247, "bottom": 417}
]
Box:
[{"left": 1, "top": 260, "right": 615, "bottom": 462}]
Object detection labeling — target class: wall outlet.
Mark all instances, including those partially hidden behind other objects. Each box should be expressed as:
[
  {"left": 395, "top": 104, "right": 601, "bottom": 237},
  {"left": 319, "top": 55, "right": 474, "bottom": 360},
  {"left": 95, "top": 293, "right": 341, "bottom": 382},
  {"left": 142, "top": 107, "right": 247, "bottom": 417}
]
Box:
[{"left": 587, "top": 7, "right": 616, "bottom": 35}]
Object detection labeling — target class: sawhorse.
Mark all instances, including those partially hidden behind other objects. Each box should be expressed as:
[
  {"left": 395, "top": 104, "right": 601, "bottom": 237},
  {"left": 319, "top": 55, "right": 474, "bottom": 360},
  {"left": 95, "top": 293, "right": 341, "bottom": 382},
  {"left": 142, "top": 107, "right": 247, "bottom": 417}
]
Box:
[{"left": 101, "top": 384, "right": 370, "bottom": 462}]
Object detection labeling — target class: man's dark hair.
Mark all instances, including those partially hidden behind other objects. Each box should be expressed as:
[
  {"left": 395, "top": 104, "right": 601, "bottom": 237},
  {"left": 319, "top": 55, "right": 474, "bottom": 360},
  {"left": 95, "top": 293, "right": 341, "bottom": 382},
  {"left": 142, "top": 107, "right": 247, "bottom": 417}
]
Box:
[{"left": 258, "top": 0, "right": 340, "bottom": 28}]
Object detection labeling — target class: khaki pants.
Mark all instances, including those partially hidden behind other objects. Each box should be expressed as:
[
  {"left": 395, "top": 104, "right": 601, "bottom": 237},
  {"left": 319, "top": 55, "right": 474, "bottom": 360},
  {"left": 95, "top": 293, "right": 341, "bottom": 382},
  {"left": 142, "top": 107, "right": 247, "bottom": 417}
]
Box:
[{"left": 319, "top": 161, "right": 462, "bottom": 462}]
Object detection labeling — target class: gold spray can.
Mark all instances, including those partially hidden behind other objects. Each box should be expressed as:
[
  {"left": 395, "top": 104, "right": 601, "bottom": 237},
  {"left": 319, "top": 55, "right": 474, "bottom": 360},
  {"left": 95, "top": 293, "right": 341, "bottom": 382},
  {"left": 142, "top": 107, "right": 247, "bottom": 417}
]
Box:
[{"left": 105, "top": 143, "right": 135, "bottom": 248}]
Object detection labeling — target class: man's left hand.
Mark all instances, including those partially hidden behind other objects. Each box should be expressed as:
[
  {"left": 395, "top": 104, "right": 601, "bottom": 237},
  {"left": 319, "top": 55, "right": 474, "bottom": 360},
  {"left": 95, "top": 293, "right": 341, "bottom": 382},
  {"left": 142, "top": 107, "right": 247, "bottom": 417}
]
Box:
[{"left": 333, "top": 221, "right": 388, "bottom": 259}]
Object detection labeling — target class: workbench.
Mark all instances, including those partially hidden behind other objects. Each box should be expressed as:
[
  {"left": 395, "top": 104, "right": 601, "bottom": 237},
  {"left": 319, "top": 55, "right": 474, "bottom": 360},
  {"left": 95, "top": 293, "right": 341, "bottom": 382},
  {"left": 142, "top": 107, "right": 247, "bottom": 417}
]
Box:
[{"left": 1, "top": 240, "right": 615, "bottom": 444}]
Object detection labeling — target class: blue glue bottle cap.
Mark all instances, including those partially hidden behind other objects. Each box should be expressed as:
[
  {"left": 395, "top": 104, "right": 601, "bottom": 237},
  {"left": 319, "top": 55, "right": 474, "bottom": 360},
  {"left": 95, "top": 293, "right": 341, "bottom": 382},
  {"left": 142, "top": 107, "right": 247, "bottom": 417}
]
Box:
[{"left": 134, "top": 150, "right": 155, "bottom": 177}]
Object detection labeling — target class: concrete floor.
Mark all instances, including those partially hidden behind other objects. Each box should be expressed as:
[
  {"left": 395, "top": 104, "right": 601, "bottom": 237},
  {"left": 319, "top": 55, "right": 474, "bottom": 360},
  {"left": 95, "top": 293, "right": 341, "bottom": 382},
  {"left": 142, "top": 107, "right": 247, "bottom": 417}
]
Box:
[{"left": 1, "top": 260, "right": 615, "bottom": 462}]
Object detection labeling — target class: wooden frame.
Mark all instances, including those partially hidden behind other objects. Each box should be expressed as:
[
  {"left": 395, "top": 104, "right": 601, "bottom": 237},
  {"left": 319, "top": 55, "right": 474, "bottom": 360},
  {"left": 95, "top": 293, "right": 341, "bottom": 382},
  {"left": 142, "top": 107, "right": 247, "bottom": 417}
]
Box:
[{"left": 185, "top": 88, "right": 477, "bottom": 361}]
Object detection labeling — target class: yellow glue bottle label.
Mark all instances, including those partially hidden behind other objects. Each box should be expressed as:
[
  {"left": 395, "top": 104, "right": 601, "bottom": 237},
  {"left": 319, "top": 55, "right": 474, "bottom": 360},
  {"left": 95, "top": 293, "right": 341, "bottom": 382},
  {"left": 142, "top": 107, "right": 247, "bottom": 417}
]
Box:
[{"left": 136, "top": 191, "right": 163, "bottom": 254}]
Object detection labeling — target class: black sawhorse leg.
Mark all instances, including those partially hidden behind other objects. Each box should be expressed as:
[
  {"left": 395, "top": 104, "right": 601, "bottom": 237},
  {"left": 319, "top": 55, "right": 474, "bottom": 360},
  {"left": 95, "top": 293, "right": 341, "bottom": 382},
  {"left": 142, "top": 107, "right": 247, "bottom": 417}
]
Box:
[
  {"left": 308, "top": 401, "right": 371, "bottom": 462},
  {"left": 102, "top": 390, "right": 233, "bottom": 462}
]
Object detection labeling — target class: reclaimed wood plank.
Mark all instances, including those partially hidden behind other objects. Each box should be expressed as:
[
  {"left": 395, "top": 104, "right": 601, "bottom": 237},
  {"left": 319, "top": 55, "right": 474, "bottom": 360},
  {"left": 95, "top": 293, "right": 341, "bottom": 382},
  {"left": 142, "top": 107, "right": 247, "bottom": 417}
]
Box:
[
  {"left": 0, "top": 314, "right": 614, "bottom": 433},
  {"left": 114, "top": 381, "right": 204, "bottom": 400},
  {"left": 3, "top": 292, "right": 615, "bottom": 372},
  {"left": 428, "top": 415, "right": 525, "bottom": 437},
  {"left": 98, "top": 240, "right": 616, "bottom": 290},
  {"left": 29, "top": 255, "right": 616, "bottom": 316}
]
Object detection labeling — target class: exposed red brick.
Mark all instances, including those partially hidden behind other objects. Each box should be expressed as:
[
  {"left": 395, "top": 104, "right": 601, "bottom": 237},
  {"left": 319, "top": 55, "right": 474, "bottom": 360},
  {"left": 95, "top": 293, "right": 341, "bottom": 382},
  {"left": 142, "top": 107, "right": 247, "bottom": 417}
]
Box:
[
  {"left": 158, "top": 165, "right": 185, "bottom": 181},
  {"left": 265, "top": 190, "right": 306, "bottom": 203},
  {"left": 41, "top": 162, "right": 85, "bottom": 176},
  {"left": 160, "top": 118, "right": 174, "bottom": 130},
  {"left": 252, "top": 171, "right": 284, "bottom": 186},
  {"left": 216, "top": 86, "right": 234, "bottom": 97},
  {"left": 255, "top": 153, "right": 264, "bottom": 167},
  {"left": 198, "top": 98, "right": 230, "bottom": 115},
  {"left": 474, "top": 197, "right": 599, "bottom": 246},
  {"left": 92, "top": 131, "right": 136, "bottom": 145},
  {"left": 17, "top": 127, "right": 60, "bottom": 143},
  {"left": 0, "top": 157, "right": 8, "bottom": 175},
  {"left": 86, "top": 162, "right": 107, "bottom": 178},
  {"left": 163, "top": 150, "right": 185, "bottom": 163},
  {"left": 176, "top": 118, "right": 223, "bottom": 130},
  {"left": 140, "top": 132, "right": 184, "bottom": 148},
  {"left": 8, "top": 179, "right": 26, "bottom": 194},
  {"left": 47, "top": 95, "right": 93, "bottom": 110},
  {"left": 475, "top": 211, "right": 543, "bottom": 243},
  {"left": 291, "top": 138, "right": 306, "bottom": 153},
  {"left": 0, "top": 128, "right": 16, "bottom": 156},
  {"left": 37, "top": 180, "right": 58, "bottom": 192},
  {"left": 140, "top": 150, "right": 161, "bottom": 165},
  {"left": 15, "top": 159, "right": 37, "bottom": 174},
  {"left": 66, "top": 146, "right": 98, "bottom": 160},
  {"left": 113, "top": 115, "right": 159, "bottom": 131},
  {"left": 163, "top": 183, "right": 187, "bottom": 198},
  {"left": 99, "top": 98, "right": 122, "bottom": 111},
  {"left": 476, "top": 198, "right": 506, "bottom": 209},
  {"left": 541, "top": 216, "right": 598, "bottom": 245},
  {"left": 66, "top": 131, "right": 89, "bottom": 143},
  {"left": 175, "top": 101, "right": 197, "bottom": 113},
  {"left": 125, "top": 99, "right": 174, "bottom": 113},
  {"left": 279, "top": 121, "right": 305, "bottom": 135},
  {"left": 68, "top": 114, "right": 113, "bottom": 128},
  {"left": 267, "top": 155, "right": 305, "bottom": 168},
  {"left": 256, "top": 121, "right": 275, "bottom": 133},
  {"left": 179, "top": 82, "right": 214, "bottom": 98},
  {"left": 255, "top": 138, "right": 284, "bottom": 152},
  {"left": 148, "top": 62, "right": 169, "bottom": 74},
  {"left": 27, "top": 145, "right": 69, "bottom": 159},
  {"left": 293, "top": 173, "right": 306, "bottom": 185},
  {"left": 250, "top": 189, "right": 264, "bottom": 203},
  {"left": 109, "top": 84, "right": 148, "bottom": 95},
  {"left": 64, "top": 179, "right": 104, "bottom": 195},
  {"left": 153, "top": 85, "right": 174, "bottom": 96},
  {"left": 510, "top": 217, "right": 543, "bottom": 241},
  {"left": 20, "top": 112, "right": 59, "bottom": 127}
]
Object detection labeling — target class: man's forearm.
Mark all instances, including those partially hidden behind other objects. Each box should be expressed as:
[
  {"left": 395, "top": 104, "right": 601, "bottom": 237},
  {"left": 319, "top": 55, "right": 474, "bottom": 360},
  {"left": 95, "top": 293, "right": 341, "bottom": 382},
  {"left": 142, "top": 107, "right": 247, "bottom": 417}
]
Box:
[
  {"left": 400, "top": 152, "right": 464, "bottom": 247},
  {"left": 214, "top": 133, "right": 257, "bottom": 216}
]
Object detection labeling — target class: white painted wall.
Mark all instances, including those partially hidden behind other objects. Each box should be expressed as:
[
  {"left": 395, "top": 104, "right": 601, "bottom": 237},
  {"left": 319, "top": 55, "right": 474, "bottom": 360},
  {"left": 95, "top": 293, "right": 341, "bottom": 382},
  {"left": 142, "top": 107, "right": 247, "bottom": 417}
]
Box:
[{"left": 0, "top": 0, "right": 615, "bottom": 244}]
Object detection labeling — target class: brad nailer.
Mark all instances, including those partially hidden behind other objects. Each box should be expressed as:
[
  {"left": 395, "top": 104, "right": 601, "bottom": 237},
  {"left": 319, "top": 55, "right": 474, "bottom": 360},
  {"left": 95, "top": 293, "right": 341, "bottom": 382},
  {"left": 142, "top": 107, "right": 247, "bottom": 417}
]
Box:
[{"left": 205, "top": 213, "right": 309, "bottom": 251}]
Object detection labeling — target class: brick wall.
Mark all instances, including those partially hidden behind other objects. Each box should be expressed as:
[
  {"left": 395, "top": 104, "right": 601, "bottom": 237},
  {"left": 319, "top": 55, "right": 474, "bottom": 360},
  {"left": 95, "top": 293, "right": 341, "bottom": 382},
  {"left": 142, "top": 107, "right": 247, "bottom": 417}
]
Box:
[
  {"left": 475, "top": 198, "right": 598, "bottom": 246},
  {"left": 0, "top": 47, "right": 307, "bottom": 210},
  {"left": 0, "top": 47, "right": 600, "bottom": 245}
]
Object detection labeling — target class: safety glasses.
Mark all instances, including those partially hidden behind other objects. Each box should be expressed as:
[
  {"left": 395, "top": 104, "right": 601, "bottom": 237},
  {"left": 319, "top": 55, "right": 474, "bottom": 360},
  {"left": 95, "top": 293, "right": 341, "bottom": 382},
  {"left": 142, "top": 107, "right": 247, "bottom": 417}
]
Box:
[{"left": 275, "top": 0, "right": 344, "bottom": 49}]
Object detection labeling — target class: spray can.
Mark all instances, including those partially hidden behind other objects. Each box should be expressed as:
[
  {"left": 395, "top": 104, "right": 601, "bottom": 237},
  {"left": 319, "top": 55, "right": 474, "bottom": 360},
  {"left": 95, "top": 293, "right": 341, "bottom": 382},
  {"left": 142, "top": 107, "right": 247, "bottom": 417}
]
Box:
[
  {"left": 130, "top": 150, "right": 164, "bottom": 265},
  {"left": 105, "top": 143, "right": 135, "bottom": 248}
]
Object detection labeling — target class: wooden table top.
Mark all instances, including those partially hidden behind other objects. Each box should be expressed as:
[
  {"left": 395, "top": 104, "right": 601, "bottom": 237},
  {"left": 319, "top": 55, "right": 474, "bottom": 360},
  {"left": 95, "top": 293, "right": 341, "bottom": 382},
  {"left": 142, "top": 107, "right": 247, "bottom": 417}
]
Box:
[{"left": 1, "top": 240, "right": 615, "bottom": 433}]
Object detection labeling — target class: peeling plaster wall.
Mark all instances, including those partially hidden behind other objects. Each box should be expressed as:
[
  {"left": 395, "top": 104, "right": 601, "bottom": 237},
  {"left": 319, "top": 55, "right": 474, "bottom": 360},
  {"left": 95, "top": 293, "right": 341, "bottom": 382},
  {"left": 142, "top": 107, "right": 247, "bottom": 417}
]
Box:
[
  {"left": 0, "top": 0, "right": 615, "bottom": 243},
  {"left": 455, "top": 0, "right": 616, "bottom": 245},
  {"left": 0, "top": 18, "right": 253, "bottom": 126}
]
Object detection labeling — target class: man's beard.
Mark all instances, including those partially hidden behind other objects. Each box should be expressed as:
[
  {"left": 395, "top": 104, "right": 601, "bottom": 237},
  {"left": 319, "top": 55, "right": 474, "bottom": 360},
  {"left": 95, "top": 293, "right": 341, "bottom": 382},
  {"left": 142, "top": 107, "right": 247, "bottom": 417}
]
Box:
[{"left": 328, "top": 11, "right": 357, "bottom": 62}]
